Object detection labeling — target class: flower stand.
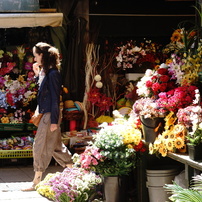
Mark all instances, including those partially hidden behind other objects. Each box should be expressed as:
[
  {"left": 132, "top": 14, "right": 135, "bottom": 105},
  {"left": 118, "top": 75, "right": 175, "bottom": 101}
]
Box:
[{"left": 140, "top": 116, "right": 165, "bottom": 143}]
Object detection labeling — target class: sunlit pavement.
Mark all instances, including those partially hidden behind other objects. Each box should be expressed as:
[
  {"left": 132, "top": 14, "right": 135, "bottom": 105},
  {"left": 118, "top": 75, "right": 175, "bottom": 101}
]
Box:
[{"left": 0, "top": 165, "right": 64, "bottom": 201}]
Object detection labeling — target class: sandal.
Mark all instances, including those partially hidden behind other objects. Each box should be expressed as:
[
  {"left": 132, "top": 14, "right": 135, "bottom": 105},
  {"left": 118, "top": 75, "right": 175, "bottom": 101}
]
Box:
[{"left": 21, "top": 184, "right": 36, "bottom": 192}]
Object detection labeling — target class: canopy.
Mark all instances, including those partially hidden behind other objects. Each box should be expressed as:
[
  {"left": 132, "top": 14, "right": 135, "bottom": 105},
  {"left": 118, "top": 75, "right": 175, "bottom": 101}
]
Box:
[{"left": 0, "top": 13, "right": 63, "bottom": 28}]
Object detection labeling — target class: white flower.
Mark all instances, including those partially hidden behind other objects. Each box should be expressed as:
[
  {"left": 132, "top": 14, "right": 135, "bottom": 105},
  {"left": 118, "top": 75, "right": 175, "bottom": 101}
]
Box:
[
  {"left": 94, "top": 74, "right": 101, "bottom": 81},
  {"left": 95, "top": 81, "right": 103, "bottom": 88}
]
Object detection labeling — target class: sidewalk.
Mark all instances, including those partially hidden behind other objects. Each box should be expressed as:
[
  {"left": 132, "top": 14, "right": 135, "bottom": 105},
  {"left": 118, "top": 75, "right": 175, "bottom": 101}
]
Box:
[{"left": 0, "top": 164, "right": 64, "bottom": 201}]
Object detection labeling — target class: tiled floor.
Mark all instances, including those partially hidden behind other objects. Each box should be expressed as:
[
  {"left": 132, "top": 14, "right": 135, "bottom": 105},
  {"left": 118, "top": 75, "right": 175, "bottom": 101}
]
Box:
[{"left": 0, "top": 164, "right": 64, "bottom": 201}]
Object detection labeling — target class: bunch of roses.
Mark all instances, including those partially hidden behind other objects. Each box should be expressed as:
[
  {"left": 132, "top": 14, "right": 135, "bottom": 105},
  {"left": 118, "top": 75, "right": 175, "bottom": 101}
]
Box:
[
  {"left": 156, "top": 85, "right": 198, "bottom": 113},
  {"left": 136, "top": 63, "right": 177, "bottom": 98}
]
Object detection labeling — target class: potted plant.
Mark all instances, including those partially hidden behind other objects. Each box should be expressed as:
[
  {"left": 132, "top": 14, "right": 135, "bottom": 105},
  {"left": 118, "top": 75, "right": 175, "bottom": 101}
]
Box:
[
  {"left": 72, "top": 110, "right": 146, "bottom": 201},
  {"left": 176, "top": 104, "right": 202, "bottom": 161},
  {"left": 186, "top": 125, "right": 202, "bottom": 161}
]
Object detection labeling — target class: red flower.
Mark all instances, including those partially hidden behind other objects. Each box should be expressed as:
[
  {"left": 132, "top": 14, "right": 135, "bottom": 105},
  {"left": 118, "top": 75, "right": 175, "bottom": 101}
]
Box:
[
  {"left": 95, "top": 94, "right": 113, "bottom": 111},
  {"left": 87, "top": 88, "right": 101, "bottom": 104},
  {"left": 6, "top": 92, "right": 15, "bottom": 106},
  {"left": 157, "top": 68, "right": 168, "bottom": 75},
  {"left": 152, "top": 82, "right": 161, "bottom": 94},
  {"left": 134, "top": 141, "right": 146, "bottom": 152},
  {"left": 159, "top": 75, "right": 170, "bottom": 83},
  {"left": 146, "top": 80, "right": 153, "bottom": 88}
]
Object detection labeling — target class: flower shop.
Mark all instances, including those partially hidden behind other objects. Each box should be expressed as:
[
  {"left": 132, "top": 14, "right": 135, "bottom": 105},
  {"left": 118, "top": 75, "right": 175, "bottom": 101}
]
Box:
[{"left": 0, "top": 0, "right": 202, "bottom": 202}]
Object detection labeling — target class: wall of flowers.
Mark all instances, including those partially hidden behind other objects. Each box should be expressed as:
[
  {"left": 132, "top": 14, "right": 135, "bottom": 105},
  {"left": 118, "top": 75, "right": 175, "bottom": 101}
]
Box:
[{"left": 0, "top": 45, "right": 37, "bottom": 124}]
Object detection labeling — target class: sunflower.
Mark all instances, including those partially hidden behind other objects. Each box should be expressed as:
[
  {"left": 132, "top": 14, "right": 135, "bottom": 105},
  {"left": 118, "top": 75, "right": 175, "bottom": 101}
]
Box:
[
  {"left": 168, "top": 132, "right": 175, "bottom": 139},
  {"left": 165, "top": 139, "right": 174, "bottom": 151},
  {"left": 174, "top": 137, "right": 185, "bottom": 149},
  {"left": 159, "top": 144, "right": 168, "bottom": 157},
  {"left": 162, "top": 130, "right": 170, "bottom": 139},
  {"left": 172, "top": 124, "right": 186, "bottom": 135}
]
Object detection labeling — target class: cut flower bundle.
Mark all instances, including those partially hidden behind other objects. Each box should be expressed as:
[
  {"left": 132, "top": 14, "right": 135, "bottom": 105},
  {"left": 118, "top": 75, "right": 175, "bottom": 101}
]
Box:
[{"left": 73, "top": 111, "right": 146, "bottom": 176}]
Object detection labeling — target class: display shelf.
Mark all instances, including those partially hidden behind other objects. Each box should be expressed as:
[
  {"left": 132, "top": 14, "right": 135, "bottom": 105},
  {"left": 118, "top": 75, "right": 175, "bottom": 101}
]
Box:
[
  {"left": 168, "top": 152, "right": 202, "bottom": 187},
  {"left": 0, "top": 123, "right": 25, "bottom": 131},
  {"left": 167, "top": 152, "right": 202, "bottom": 171}
]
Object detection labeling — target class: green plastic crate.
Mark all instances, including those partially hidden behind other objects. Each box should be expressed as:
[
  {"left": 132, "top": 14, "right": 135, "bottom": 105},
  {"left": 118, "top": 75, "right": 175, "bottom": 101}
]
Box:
[
  {"left": 0, "top": 150, "right": 33, "bottom": 159},
  {"left": 26, "top": 123, "right": 37, "bottom": 131},
  {"left": 0, "top": 123, "right": 25, "bottom": 131}
]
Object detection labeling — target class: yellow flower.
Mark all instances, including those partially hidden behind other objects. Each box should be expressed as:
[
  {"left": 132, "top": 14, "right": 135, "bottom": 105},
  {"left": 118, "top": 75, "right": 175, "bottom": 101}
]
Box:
[
  {"left": 165, "top": 139, "right": 174, "bottom": 151},
  {"left": 174, "top": 137, "right": 184, "bottom": 149},
  {"left": 149, "top": 143, "right": 154, "bottom": 154},
  {"left": 159, "top": 144, "right": 168, "bottom": 157}
]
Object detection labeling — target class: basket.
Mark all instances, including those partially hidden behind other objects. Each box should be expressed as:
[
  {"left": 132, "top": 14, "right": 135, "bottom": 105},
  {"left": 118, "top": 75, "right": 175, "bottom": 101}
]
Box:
[
  {"left": 62, "top": 137, "right": 70, "bottom": 146},
  {"left": 0, "top": 150, "right": 33, "bottom": 159},
  {"left": 0, "top": 123, "right": 25, "bottom": 131},
  {"left": 26, "top": 123, "right": 37, "bottom": 131},
  {"left": 63, "top": 111, "right": 84, "bottom": 121}
]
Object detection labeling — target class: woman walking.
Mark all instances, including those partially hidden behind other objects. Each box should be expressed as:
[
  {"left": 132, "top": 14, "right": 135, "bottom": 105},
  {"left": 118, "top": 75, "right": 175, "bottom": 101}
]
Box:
[{"left": 22, "top": 42, "right": 72, "bottom": 191}]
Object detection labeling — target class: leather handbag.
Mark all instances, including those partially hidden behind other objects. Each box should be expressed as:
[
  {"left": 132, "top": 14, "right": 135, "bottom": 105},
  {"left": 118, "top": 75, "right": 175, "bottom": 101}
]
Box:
[{"left": 31, "top": 113, "right": 43, "bottom": 127}]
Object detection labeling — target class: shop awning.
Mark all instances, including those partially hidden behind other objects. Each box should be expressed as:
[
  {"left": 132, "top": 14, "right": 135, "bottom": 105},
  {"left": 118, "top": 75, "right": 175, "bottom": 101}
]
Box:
[{"left": 0, "top": 13, "right": 63, "bottom": 28}]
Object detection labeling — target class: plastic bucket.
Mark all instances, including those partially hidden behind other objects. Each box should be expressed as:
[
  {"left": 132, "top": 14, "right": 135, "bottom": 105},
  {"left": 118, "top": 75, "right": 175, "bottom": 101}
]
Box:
[
  {"left": 146, "top": 167, "right": 179, "bottom": 202},
  {"left": 147, "top": 186, "right": 171, "bottom": 202}
]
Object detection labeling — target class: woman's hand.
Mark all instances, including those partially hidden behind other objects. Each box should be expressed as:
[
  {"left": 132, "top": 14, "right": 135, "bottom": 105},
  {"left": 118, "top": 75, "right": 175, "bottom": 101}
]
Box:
[
  {"left": 50, "top": 124, "right": 58, "bottom": 132},
  {"left": 33, "top": 63, "right": 40, "bottom": 77}
]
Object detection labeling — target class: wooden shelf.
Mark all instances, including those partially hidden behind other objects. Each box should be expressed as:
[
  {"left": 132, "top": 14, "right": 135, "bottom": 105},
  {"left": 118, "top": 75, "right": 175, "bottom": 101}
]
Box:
[{"left": 168, "top": 152, "right": 202, "bottom": 171}]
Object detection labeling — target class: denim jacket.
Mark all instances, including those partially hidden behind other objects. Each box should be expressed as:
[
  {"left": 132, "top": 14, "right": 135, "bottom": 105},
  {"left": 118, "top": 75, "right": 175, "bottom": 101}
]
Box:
[{"left": 37, "top": 68, "right": 62, "bottom": 124}]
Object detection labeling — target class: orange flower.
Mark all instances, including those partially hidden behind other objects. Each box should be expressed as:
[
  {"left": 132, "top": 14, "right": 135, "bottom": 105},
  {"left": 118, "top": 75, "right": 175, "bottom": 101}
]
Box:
[{"left": 170, "top": 29, "right": 182, "bottom": 42}]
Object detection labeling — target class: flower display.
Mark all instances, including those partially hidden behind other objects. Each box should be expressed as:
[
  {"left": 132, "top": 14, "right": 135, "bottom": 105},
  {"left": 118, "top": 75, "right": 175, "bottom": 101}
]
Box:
[
  {"left": 149, "top": 112, "right": 187, "bottom": 157},
  {"left": 136, "top": 63, "right": 177, "bottom": 98},
  {"left": 115, "top": 39, "right": 168, "bottom": 70},
  {"left": 0, "top": 46, "right": 37, "bottom": 123},
  {"left": 73, "top": 111, "right": 146, "bottom": 176},
  {"left": 87, "top": 87, "right": 113, "bottom": 112},
  {"left": 132, "top": 97, "right": 167, "bottom": 119},
  {"left": 36, "top": 167, "right": 102, "bottom": 202},
  {"left": 156, "top": 85, "right": 198, "bottom": 113}
]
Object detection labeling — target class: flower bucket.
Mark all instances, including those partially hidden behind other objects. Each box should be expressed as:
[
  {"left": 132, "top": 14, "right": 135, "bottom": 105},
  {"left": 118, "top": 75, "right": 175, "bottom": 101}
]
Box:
[
  {"left": 104, "top": 176, "right": 119, "bottom": 202},
  {"left": 103, "top": 175, "right": 130, "bottom": 202},
  {"left": 188, "top": 144, "right": 202, "bottom": 161},
  {"left": 140, "top": 116, "right": 165, "bottom": 143}
]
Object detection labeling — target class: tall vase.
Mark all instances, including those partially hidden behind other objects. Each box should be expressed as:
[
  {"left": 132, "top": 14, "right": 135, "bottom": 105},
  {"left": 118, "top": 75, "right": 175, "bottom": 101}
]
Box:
[
  {"left": 104, "top": 176, "right": 119, "bottom": 202},
  {"left": 140, "top": 116, "right": 165, "bottom": 143}
]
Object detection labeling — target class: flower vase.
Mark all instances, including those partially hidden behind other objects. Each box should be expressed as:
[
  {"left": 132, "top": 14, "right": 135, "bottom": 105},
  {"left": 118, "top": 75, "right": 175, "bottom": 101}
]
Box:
[
  {"left": 188, "top": 144, "right": 202, "bottom": 161},
  {"left": 140, "top": 116, "right": 165, "bottom": 143}
]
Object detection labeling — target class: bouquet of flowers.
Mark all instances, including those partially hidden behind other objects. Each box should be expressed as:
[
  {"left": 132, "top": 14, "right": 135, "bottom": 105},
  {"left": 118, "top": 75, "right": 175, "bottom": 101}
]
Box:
[
  {"left": 73, "top": 111, "right": 146, "bottom": 176},
  {"left": 136, "top": 63, "right": 177, "bottom": 98},
  {"left": 36, "top": 167, "right": 102, "bottom": 202},
  {"left": 115, "top": 39, "right": 168, "bottom": 71},
  {"left": 149, "top": 112, "right": 187, "bottom": 157},
  {"left": 132, "top": 97, "right": 168, "bottom": 119},
  {"left": 156, "top": 85, "right": 198, "bottom": 113}
]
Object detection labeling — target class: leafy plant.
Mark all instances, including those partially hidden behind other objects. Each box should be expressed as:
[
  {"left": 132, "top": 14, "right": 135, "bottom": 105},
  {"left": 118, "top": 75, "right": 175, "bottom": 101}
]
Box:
[
  {"left": 164, "top": 174, "right": 202, "bottom": 202},
  {"left": 186, "top": 127, "right": 202, "bottom": 146}
]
